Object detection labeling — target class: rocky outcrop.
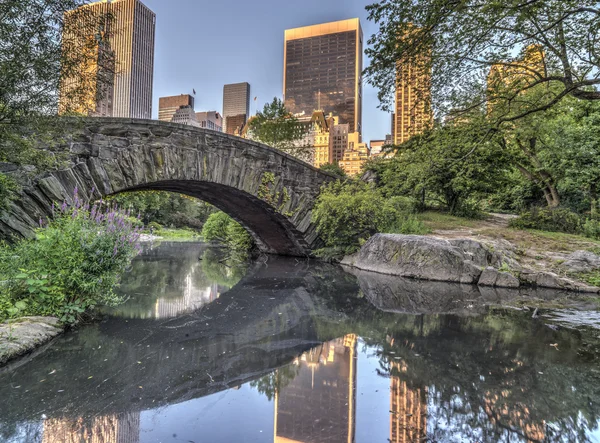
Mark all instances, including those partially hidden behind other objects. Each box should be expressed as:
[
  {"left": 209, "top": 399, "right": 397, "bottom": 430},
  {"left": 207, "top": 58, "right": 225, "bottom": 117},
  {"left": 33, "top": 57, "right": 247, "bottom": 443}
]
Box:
[
  {"left": 0, "top": 317, "right": 63, "bottom": 366},
  {"left": 478, "top": 267, "right": 520, "bottom": 288},
  {"left": 342, "top": 234, "right": 600, "bottom": 292},
  {"left": 561, "top": 250, "right": 600, "bottom": 274},
  {"left": 341, "top": 234, "right": 483, "bottom": 284},
  {"left": 520, "top": 270, "right": 599, "bottom": 293}
]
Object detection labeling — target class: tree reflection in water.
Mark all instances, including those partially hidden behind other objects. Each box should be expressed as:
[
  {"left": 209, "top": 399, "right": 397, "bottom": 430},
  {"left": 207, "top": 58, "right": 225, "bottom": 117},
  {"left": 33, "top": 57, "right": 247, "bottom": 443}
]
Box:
[{"left": 0, "top": 243, "right": 599, "bottom": 443}]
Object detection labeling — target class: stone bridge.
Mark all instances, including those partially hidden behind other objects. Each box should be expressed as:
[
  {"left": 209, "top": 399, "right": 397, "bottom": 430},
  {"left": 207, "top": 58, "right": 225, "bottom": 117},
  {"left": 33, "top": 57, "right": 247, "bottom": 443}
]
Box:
[{"left": 0, "top": 118, "right": 335, "bottom": 256}]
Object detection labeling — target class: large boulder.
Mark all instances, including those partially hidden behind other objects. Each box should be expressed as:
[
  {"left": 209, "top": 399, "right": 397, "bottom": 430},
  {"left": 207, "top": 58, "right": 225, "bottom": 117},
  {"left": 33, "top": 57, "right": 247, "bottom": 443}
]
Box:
[
  {"left": 478, "top": 267, "right": 520, "bottom": 288},
  {"left": 561, "top": 250, "right": 600, "bottom": 274},
  {"left": 341, "top": 234, "right": 483, "bottom": 283}
]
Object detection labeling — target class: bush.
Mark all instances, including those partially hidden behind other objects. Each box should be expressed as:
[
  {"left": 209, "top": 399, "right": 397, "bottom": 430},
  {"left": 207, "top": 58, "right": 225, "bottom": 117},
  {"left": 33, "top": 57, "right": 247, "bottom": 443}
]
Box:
[
  {"left": 201, "top": 211, "right": 254, "bottom": 253},
  {"left": 0, "top": 191, "right": 140, "bottom": 324},
  {"left": 312, "top": 180, "right": 397, "bottom": 251},
  {"left": 386, "top": 196, "right": 418, "bottom": 214},
  {"left": 201, "top": 212, "right": 231, "bottom": 243},
  {"left": 147, "top": 221, "right": 162, "bottom": 231},
  {"left": 384, "top": 214, "right": 430, "bottom": 235},
  {"left": 583, "top": 219, "right": 600, "bottom": 240},
  {"left": 509, "top": 207, "right": 582, "bottom": 234}
]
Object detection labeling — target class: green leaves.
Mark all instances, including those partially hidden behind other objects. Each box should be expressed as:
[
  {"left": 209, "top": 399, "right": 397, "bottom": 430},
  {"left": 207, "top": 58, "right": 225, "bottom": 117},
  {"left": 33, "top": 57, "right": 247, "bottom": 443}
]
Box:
[
  {"left": 246, "top": 98, "right": 308, "bottom": 161},
  {"left": 364, "top": 0, "right": 600, "bottom": 120}
]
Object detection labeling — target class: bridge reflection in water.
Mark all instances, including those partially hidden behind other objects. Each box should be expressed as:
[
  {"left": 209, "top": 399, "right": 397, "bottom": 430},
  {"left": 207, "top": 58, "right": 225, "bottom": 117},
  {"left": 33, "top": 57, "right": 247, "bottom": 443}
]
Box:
[{"left": 3, "top": 243, "right": 599, "bottom": 443}]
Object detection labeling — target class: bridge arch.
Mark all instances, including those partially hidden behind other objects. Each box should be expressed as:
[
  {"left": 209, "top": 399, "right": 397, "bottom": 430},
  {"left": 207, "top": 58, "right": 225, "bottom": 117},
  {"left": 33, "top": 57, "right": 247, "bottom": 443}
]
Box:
[{"left": 0, "top": 118, "right": 335, "bottom": 256}]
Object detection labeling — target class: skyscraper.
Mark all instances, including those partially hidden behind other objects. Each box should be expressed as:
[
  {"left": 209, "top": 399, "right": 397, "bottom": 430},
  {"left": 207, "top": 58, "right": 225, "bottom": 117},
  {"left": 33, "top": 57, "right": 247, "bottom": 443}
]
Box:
[
  {"left": 392, "top": 29, "right": 432, "bottom": 145},
  {"left": 158, "top": 94, "right": 195, "bottom": 122},
  {"left": 223, "top": 82, "right": 250, "bottom": 134},
  {"left": 283, "top": 19, "right": 363, "bottom": 133},
  {"left": 60, "top": 0, "right": 156, "bottom": 119}
]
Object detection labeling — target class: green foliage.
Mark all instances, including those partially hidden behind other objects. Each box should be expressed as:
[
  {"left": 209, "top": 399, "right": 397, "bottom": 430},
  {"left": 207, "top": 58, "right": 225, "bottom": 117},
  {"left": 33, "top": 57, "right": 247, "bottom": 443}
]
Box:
[
  {"left": 312, "top": 180, "right": 397, "bottom": 251},
  {"left": 201, "top": 212, "right": 254, "bottom": 253},
  {"left": 201, "top": 212, "right": 231, "bottom": 243},
  {"left": 383, "top": 214, "right": 430, "bottom": 236},
  {"left": 246, "top": 98, "right": 308, "bottom": 161},
  {"left": 107, "top": 191, "right": 216, "bottom": 230},
  {"left": 509, "top": 208, "right": 582, "bottom": 234},
  {"left": 0, "top": 198, "right": 140, "bottom": 324},
  {"left": 364, "top": 0, "right": 600, "bottom": 120},
  {"left": 147, "top": 221, "right": 163, "bottom": 231},
  {"left": 319, "top": 163, "right": 346, "bottom": 178},
  {"left": 583, "top": 219, "right": 600, "bottom": 241},
  {"left": 375, "top": 120, "right": 508, "bottom": 216}
]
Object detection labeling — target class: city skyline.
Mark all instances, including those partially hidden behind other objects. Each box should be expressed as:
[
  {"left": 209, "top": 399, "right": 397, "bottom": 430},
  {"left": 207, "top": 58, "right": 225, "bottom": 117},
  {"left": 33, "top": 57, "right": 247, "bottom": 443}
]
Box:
[
  {"left": 141, "top": 0, "right": 388, "bottom": 144},
  {"left": 60, "top": 0, "right": 155, "bottom": 119}
]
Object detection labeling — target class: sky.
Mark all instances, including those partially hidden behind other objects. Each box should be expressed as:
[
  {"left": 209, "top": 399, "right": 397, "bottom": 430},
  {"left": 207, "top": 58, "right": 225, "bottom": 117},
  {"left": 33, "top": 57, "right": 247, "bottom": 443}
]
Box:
[{"left": 141, "top": 0, "right": 390, "bottom": 143}]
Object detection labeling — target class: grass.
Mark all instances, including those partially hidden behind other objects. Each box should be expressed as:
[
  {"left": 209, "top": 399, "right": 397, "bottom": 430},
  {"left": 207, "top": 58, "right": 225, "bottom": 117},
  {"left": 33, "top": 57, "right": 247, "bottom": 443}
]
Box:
[
  {"left": 154, "top": 228, "right": 200, "bottom": 240},
  {"left": 479, "top": 227, "right": 600, "bottom": 253},
  {"left": 416, "top": 211, "right": 482, "bottom": 231}
]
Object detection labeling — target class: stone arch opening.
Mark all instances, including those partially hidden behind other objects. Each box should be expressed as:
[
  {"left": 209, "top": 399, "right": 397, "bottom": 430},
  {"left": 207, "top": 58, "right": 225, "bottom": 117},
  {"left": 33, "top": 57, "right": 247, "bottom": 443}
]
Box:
[{"left": 113, "top": 180, "right": 311, "bottom": 256}]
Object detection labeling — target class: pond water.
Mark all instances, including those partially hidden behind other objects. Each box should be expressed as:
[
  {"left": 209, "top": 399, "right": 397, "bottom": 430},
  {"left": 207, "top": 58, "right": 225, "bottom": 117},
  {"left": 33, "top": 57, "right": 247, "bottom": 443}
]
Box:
[{"left": 1, "top": 241, "right": 600, "bottom": 443}]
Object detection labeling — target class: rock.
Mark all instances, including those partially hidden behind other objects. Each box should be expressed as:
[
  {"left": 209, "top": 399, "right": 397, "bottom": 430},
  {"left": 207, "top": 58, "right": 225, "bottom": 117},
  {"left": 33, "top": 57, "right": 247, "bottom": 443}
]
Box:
[
  {"left": 478, "top": 267, "right": 520, "bottom": 288},
  {"left": 520, "top": 271, "right": 600, "bottom": 293},
  {"left": 0, "top": 317, "right": 63, "bottom": 366},
  {"left": 344, "top": 234, "right": 483, "bottom": 284},
  {"left": 561, "top": 250, "right": 600, "bottom": 273}
]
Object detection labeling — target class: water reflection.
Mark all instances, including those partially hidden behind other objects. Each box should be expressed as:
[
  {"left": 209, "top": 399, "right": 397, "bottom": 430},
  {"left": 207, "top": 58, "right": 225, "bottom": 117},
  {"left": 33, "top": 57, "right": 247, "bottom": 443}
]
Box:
[
  {"left": 273, "top": 335, "right": 357, "bottom": 443},
  {"left": 107, "top": 242, "right": 248, "bottom": 319},
  {"left": 1, "top": 242, "right": 600, "bottom": 442}
]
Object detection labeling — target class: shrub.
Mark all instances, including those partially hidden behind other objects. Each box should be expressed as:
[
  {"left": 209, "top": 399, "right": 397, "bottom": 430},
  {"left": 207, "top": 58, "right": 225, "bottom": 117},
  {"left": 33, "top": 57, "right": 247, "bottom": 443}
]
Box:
[
  {"left": 386, "top": 196, "right": 418, "bottom": 214},
  {"left": 509, "top": 207, "right": 582, "bottom": 234},
  {"left": 201, "top": 211, "right": 254, "bottom": 253},
  {"left": 583, "top": 219, "right": 600, "bottom": 240},
  {"left": 201, "top": 212, "right": 231, "bottom": 243},
  {"left": 147, "top": 221, "right": 162, "bottom": 232},
  {"left": 384, "top": 214, "right": 430, "bottom": 235},
  {"left": 312, "top": 180, "right": 397, "bottom": 251},
  {"left": 0, "top": 190, "right": 140, "bottom": 324}
]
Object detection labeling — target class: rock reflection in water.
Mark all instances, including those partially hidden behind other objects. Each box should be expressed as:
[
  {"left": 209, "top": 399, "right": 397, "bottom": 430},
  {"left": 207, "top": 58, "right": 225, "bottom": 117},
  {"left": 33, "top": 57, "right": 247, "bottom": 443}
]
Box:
[{"left": 1, "top": 242, "right": 599, "bottom": 443}]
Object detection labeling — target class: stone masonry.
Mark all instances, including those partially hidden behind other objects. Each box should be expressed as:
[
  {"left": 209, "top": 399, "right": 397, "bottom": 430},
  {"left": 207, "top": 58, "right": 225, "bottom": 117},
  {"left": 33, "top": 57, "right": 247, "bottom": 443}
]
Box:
[{"left": 0, "top": 118, "right": 335, "bottom": 256}]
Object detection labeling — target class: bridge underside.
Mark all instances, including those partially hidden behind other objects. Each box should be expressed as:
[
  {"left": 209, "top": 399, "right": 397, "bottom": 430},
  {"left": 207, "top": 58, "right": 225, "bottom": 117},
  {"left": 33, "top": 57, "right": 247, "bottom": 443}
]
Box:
[{"left": 119, "top": 180, "right": 312, "bottom": 256}]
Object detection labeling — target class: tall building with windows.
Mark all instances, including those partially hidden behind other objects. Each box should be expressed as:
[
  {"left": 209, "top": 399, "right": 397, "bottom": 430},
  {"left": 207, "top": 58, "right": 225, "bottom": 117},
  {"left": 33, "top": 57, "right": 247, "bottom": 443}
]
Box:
[
  {"left": 223, "top": 82, "right": 250, "bottom": 134},
  {"left": 392, "top": 29, "right": 432, "bottom": 145},
  {"left": 158, "top": 94, "right": 195, "bottom": 122},
  {"left": 59, "top": 0, "right": 156, "bottom": 119},
  {"left": 196, "top": 111, "right": 223, "bottom": 132},
  {"left": 284, "top": 19, "right": 363, "bottom": 133}
]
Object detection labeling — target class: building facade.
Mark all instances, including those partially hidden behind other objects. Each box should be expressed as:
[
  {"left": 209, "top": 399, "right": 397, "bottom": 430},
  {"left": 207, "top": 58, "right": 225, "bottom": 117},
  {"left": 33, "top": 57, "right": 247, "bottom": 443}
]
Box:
[
  {"left": 158, "top": 94, "right": 195, "bottom": 122},
  {"left": 60, "top": 0, "right": 155, "bottom": 119},
  {"left": 196, "top": 111, "right": 223, "bottom": 132},
  {"left": 223, "top": 82, "right": 250, "bottom": 134},
  {"left": 339, "top": 132, "right": 369, "bottom": 175},
  {"left": 170, "top": 106, "right": 199, "bottom": 127},
  {"left": 392, "top": 29, "right": 432, "bottom": 145},
  {"left": 283, "top": 19, "right": 363, "bottom": 133}
]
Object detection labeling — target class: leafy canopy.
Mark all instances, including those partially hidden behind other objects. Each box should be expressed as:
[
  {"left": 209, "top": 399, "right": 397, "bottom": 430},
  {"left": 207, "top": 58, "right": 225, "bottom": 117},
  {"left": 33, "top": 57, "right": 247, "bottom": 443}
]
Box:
[
  {"left": 246, "top": 98, "right": 308, "bottom": 160},
  {"left": 365, "top": 0, "right": 600, "bottom": 122}
]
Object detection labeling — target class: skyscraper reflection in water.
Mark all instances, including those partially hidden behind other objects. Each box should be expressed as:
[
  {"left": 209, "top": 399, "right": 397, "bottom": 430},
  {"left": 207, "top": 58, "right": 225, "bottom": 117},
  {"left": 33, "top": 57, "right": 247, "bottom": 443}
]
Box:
[{"left": 274, "top": 334, "right": 358, "bottom": 443}]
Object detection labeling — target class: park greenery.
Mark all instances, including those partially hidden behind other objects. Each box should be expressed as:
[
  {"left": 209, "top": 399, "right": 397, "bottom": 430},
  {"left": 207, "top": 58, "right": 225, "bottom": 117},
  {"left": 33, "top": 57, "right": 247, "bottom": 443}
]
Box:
[
  {"left": 365, "top": 0, "right": 600, "bottom": 120},
  {"left": 201, "top": 211, "right": 255, "bottom": 255},
  {"left": 0, "top": 191, "right": 140, "bottom": 324},
  {"left": 246, "top": 97, "right": 309, "bottom": 161},
  {"left": 106, "top": 190, "right": 216, "bottom": 231}
]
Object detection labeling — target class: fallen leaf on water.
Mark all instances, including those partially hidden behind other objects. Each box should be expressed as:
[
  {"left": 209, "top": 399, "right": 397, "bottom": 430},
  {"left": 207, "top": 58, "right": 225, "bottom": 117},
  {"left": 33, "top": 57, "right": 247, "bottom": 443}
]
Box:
[
  {"left": 138, "top": 386, "right": 143, "bottom": 389},
  {"left": 88, "top": 376, "right": 93, "bottom": 379},
  {"left": 48, "top": 370, "right": 56, "bottom": 375}
]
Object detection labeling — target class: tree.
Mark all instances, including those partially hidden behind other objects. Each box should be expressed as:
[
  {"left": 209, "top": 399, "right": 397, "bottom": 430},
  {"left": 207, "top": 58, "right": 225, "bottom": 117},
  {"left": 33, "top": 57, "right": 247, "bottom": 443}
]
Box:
[
  {"left": 373, "top": 119, "right": 509, "bottom": 216},
  {"left": 319, "top": 162, "right": 346, "bottom": 178},
  {"left": 1, "top": 0, "right": 112, "bottom": 210},
  {"left": 364, "top": 0, "right": 600, "bottom": 122},
  {"left": 246, "top": 98, "right": 308, "bottom": 161}
]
